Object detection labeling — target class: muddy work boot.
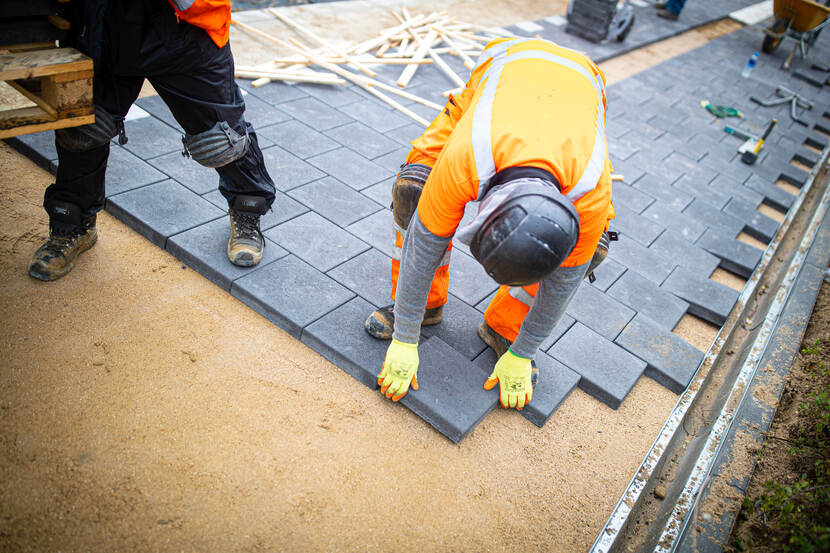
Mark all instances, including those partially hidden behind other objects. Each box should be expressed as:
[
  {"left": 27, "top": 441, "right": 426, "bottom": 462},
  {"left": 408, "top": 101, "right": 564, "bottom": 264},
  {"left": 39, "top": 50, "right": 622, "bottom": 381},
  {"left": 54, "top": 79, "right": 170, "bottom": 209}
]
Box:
[
  {"left": 29, "top": 201, "right": 98, "bottom": 282},
  {"left": 477, "top": 321, "right": 538, "bottom": 386},
  {"left": 364, "top": 303, "right": 444, "bottom": 340},
  {"left": 227, "top": 195, "right": 266, "bottom": 267}
]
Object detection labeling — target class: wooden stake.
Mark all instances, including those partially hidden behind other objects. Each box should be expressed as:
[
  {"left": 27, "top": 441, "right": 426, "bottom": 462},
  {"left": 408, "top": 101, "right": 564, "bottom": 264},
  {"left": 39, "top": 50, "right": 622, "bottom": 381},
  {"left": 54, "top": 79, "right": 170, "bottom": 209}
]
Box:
[
  {"left": 438, "top": 31, "right": 475, "bottom": 70},
  {"left": 396, "top": 28, "right": 437, "bottom": 88}
]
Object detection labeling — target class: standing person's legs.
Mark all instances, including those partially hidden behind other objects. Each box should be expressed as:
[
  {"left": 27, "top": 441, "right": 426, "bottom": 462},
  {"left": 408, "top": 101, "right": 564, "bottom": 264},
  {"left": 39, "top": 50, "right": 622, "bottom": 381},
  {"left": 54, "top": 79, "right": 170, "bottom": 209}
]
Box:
[{"left": 666, "top": 0, "right": 686, "bottom": 15}]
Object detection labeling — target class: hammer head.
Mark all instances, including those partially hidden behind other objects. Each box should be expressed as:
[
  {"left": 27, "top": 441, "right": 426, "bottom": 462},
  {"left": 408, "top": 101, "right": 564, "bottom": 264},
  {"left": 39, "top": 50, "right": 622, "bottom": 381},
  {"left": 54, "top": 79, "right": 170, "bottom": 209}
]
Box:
[{"left": 741, "top": 150, "right": 757, "bottom": 165}]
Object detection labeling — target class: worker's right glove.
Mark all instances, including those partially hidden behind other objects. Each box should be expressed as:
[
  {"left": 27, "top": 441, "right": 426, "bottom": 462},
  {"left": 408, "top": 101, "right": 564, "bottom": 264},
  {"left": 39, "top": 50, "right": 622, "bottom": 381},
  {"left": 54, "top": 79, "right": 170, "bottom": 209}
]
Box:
[
  {"left": 377, "top": 339, "right": 420, "bottom": 401},
  {"left": 484, "top": 349, "right": 533, "bottom": 410}
]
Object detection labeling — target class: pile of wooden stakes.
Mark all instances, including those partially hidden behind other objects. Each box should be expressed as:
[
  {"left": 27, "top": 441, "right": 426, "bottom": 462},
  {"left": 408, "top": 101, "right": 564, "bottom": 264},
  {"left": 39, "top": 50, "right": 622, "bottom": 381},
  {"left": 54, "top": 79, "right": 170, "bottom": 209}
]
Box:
[{"left": 230, "top": 9, "right": 511, "bottom": 127}]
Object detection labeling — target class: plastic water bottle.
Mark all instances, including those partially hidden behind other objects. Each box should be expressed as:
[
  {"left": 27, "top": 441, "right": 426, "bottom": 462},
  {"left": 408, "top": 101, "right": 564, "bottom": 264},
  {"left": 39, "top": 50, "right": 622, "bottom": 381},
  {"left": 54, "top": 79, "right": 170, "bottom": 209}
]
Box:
[{"left": 742, "top": 51, "right": 759, "bottom": 78}]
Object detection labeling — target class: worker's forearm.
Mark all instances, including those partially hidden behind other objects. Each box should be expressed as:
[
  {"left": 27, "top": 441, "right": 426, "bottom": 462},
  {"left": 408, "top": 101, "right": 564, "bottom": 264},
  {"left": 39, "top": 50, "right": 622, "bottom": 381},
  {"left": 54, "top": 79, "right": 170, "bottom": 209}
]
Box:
[
  {"left": 510, "top": 262, "right": 588, "bottom": 359},
  {"left": 392, "top": 210, "right": 452, "bottom": 344}
]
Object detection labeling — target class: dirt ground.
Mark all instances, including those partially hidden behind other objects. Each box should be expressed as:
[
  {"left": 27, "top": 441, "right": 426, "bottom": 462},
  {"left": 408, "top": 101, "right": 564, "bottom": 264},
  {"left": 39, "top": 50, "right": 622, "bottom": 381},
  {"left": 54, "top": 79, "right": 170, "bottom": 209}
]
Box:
[{"left": 0, "top": 9, "right": 750, "bottom": 552}]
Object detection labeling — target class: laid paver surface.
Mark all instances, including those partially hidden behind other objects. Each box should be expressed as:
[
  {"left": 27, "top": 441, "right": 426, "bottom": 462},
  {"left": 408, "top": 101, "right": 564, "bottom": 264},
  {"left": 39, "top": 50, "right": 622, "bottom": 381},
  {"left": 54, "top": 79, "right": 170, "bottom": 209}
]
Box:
[{"left": 10, "top": 0, "right": 830, "bottom": 442}]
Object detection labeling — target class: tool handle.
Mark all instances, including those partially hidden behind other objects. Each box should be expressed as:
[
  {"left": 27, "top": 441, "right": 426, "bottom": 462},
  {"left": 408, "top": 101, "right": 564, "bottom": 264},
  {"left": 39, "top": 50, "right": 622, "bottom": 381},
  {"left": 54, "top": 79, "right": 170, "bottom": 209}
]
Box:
[
  {"left": 724, "top": 126, "right": 753, "bottom": 140},
  {"left": 760, "top": 118, "right": 777, "bottom": 141}
]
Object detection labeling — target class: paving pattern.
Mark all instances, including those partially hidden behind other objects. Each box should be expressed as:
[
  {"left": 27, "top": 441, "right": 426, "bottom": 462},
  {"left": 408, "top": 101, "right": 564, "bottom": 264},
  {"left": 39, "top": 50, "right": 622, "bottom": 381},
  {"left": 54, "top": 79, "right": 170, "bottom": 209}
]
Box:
[{"left": 10, "top": 0, "right": 830, "bottom": 442}]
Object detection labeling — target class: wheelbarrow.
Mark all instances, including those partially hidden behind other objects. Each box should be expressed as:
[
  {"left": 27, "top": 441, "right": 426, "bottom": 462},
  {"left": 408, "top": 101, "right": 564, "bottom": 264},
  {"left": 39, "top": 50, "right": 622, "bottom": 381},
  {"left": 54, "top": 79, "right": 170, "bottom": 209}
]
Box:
[{"left": 761, "top": 0, "right": 830, "bottom": 69}]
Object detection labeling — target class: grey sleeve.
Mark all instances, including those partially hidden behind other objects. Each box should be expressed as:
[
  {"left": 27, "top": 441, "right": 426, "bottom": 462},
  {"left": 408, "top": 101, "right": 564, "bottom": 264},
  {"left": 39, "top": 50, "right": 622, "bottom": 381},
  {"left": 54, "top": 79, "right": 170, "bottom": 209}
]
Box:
[
  {"left": 392, "top": 209, "right": 452, "bottom": 344},
  {"left": 509, "top": 262, "right": 589, "bottom": 359}
]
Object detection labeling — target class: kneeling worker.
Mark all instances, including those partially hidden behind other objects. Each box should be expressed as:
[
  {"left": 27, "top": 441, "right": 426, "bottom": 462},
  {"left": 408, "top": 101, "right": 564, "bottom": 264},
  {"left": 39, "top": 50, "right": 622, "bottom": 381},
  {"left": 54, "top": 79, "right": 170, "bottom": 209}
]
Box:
[{"left": 365, "top": 37, "right": 614, "bottom": 410}]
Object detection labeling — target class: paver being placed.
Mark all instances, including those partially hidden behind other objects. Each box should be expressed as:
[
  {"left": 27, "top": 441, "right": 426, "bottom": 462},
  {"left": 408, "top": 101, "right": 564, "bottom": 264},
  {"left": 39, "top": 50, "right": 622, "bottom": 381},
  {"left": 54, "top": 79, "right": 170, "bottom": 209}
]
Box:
[
  {"left": 661, "top": 267, "right": 739, "bottom": 326},
  {"left": 421, "top": 294, "right": 488, "bottom": 361},
  {"left": 696, "top": 227, "right": 764, "bottom": 278},
  {"left": 615, "top": 314, "right": 704, "bottom": 394},
  {"left": 550, "top": 323, "right": 646, "bottom": 410},
  {"left": 607, "top": 270, "right": 689, "bottom": 331}
]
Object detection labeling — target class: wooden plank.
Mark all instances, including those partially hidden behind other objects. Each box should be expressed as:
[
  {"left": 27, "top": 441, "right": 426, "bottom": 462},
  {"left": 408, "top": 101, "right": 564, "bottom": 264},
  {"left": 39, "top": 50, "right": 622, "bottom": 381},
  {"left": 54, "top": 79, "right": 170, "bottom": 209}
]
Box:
[
  {"left": 41, "top": 74, "right": 93, "bottom": 118},
  {"left": 6, "top": 80, "right": 57, "bottom": 118},
  {"left": 0, "top": 113, "right": 94, "bottom": 139},
  {"left": 0, "top": 48, "right": 91, "bottom": 81},
  {"left": 46, "top": 15, "right": 71, "bottom": 30},
  {"left": 2, "top": 41, "right": 56, "bottom": 53}
]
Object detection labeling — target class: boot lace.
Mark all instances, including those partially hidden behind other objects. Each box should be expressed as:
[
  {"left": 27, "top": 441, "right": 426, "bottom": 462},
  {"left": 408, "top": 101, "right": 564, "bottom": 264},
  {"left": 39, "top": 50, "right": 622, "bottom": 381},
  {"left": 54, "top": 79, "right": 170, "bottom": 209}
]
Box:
[
  {"left": 232, "top": 211, "right": 262, "bottom": 242},
  {"left": 44, "top": 228, "right": 83, "bottom": 256}
]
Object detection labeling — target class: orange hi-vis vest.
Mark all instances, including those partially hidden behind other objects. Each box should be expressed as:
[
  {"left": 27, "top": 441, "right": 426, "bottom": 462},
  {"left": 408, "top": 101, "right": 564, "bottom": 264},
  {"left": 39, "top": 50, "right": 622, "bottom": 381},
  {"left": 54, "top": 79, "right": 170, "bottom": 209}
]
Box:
[
  {"left": 168, "top": 0, "right": 231, "bottom": 48},
  {"left": 411, "top": 37, "right": 613, "bottom": 268}
]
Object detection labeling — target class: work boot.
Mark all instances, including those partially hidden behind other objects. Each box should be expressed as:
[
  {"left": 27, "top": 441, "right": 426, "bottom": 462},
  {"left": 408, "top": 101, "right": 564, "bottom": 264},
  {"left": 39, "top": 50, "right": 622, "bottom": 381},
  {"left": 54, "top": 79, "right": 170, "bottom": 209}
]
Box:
[
  {"left": 364, "top": 303, "right": 444, "bottom": 340},
  {"left": 477, "top": 321, "right": 539, "bottom": 386},
  {"left": 657, "top": 8, "right": 679, "bottom": 20},
  {"left": 29, "top": 201, "right": 97, "bottom": 282},
  {"left": 228, "top": 195, "right": 266, "bottom": 267},
  {"left": 653, "top": 1, "right": 667, "bottom": 8}
]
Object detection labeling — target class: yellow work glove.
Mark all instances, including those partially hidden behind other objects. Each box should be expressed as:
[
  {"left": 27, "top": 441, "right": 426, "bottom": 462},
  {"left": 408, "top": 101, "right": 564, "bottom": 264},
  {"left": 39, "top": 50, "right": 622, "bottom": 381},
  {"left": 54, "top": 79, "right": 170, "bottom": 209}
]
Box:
[
  {"left": 484, "top": 349, "right": 533, "bottom": 410},
  {"left": 377, "top": 339, "right": 419, "bottom": 401}
]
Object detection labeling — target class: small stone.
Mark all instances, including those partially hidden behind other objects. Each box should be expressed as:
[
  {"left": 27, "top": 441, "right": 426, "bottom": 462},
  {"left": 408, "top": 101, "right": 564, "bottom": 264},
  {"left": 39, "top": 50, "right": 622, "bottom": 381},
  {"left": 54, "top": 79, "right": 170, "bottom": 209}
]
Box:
[
  {"left": 654, "top": 485, "right": 667, "bottom": 499},
  {"left": 701, "top": 512, "right": 713, "bottom": 523}
]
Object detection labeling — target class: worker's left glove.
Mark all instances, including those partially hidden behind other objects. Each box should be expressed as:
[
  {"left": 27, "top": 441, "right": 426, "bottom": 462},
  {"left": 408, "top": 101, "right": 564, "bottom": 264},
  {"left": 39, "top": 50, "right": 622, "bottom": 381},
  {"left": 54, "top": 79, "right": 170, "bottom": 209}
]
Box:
[
  {"left": 484, "top": 349, "right": 533, "bottom": 410},
  {"left": 378, "top": 339, "right": 419, "bottom": 401}
]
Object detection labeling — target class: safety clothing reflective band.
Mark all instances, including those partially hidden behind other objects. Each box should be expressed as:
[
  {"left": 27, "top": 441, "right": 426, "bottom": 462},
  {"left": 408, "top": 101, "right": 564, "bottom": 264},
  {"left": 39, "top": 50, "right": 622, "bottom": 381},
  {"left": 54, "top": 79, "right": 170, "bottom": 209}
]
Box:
[
  {"left": 392, "top": 221, "right": 451, "bottom": 266},
  {"left": 471, "top": 45, "right": 606, "bottom": 203},
  {"left": 508, "top": 286, "right": 536, "bottom": 307},
  {"left": 170, "top": 0, "right": 196, "bottom": 10}
]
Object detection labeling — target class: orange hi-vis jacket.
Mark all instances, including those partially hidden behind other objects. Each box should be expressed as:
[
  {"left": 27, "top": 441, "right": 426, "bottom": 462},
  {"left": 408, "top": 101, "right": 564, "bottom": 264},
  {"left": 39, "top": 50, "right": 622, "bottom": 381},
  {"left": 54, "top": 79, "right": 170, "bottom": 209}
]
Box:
[
  {"left": 391, "top": 37, "right": 614, "bottom": 327},
  {"left": 168, "top": 0, "right": 232, "bottom": 48}
]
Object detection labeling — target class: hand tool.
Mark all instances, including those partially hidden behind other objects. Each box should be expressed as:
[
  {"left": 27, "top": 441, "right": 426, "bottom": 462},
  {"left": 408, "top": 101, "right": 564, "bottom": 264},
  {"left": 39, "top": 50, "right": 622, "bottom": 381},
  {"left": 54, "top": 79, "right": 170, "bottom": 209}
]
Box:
[
  {"left": 700, "top": 100, "right": 743, "bottom": 118},
  {"left": 750, "top": 86, "right": 813, "bottom": 126},
  {"left": 741, "top": 118, "right": 777, "bottom": 165}
]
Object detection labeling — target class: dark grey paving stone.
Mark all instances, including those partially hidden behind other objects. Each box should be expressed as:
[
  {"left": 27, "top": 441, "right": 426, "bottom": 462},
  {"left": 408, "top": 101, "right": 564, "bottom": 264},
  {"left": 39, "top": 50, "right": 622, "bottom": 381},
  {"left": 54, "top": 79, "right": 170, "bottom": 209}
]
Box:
[
  {"left": 346, "top": 208, "right": 396, "bottom": 258},
  {"left": 135, "top": 95, "right": 181, "bottom": 130},
  {"left": 475, "top": 289, "right": 498, "bottom": 313},
  {"left": 696, "top": 227, "right": 764, "bottom": 279},
  {"left": 632, "top": 173, "right": 695, "bottom": 210},
  {"left": 265, "top": 211, "right": 369, "bottom": 272},
  {"left": 674, "top": 174, "right": 731, "bottom": 210},
  {"left": 240, "top": 92, "right": 292, "bottom": 128},
  {"left": 744, "top": 174, "right": 796, "bottom": 213},
  {"left": 589, "top": 257, "right": 626, "bottom": 292},
  {"left": 421, "top": 294, "right": 487, "bottom": 361},
  {"left": 237, "top": 79, "right": 309, "bottom": 105},
  {"left": 261, "top": 145, "right": 326, "bottom": 191},
  {"left": 550, "top": 322, "right": 646, "bottom": 410},
  {"left": 324, "top": 121, "right": 401, "bottom": 160},
  {"left": 399, "top": 336, "right": 498, "bottom": 444},
  {"left": 709, "top": 174, "right": 764, "bottom": 207},
  {"left": 660, "top": 267, "right": 739, "bottom": 326},
  {"left": 371, "top": 147, "right": 411, "bottom": 173},
  {"left": 12, "top": 130, "right": 57, "bottom": 162},
  {"left": 149, "top": 151, "right": 218, "bottom": 195},
  {"left": 612, "top": 181, "right": 655, "bottom": 214},
  {"left": 256, "top": 120, "right": 341, "bottom": 160},
  {"left": 540, "top": 314, "right": 576, "bottom": 352},
  {"left": 615, "top": 314, "right": 704, "bottom": 394},
  {"left": 607, "top": 234, "right": 677, "bottom": 285},
  {"left": 650, "top": 230, "right": 721, "bottom": 279},
  {"left": 289, "top": 176, "right": 381, "bottom": 227},
  {"left": 360, "top": 178, "right": 394, "bottom": 207},
  {"left": 120, "top": 117, "right": 183, "bottom": 160},
  {"left": 166, "top": 217, "right": 287, "bottom": 290},
  {"left": 723, "top": 197, "right": 780, "bottom": 244},
  {"left": 641, "top": 201, "right": 707, "bottom": 243},
  {"left": 683, "top": 197, "right": 745, "bottom": 238},
  {"left": 306, "top": 147, "right": 392, "bottom": 191},
  {"left": 106, "top": 179, "right": 224, "bottom": 248},
  {"left": 607, "top": 270, "right": 689, "bottom": 331},
  {"left": 301, "top": 296, "right": 388, "bottom": 390},
  {"left": 612, "top": 204, "right": 665, "bottom": 246},
  {"left": 296, "top": 82, "right": 363, "bottom": 108},
  {"left": 106, "top": 146, "right": 168, "bottom": 195},
  {"left": 384, "top": 122, "right": 425, "bottom": 147},
  {"left": 278, "top": 97, "right": 354, "bottom": 131},
  {"left": 566, "top": 282, "right": 635, "bottom": 340},
  {"left": 448, "top": 250, "right": 500, "bottom": 307},
  {"left": 232, "top": 254, "right": 355, "bottom": 339},
  {"left": 202, "top": 188, "right": 308, "bottom": 231},
  {"left": 327, "top": 247, "right": 392, "bottom": 309},
  {"left": 338, "top": 101, "right": 412, "bottom": 133}
]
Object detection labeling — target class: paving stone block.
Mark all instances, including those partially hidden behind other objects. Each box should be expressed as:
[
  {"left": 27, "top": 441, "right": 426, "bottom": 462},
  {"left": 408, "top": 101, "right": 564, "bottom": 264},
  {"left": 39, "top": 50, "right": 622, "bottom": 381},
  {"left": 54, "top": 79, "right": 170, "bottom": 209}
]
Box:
[
  {"left": 327, "top": 247, "right": 392, "bottom": 308},
  {"left": 265, "top": 211, "right": 369, "bottom": 272},
  {"left": 296, "top": 82, "right": 363, "bottom": 108},
  {"left": 232, "top": 254, "right": 355, "bottom": 339},
  {"left": 612, "top": 204, "right": 665, "bottom": 246},
  {"left": 612, "top": 182, "right": 655, "bottom": 214},
  {"left": 372, "top": 147, "right": 411, "bottom": 174},
  {"left": 609, "top": 156, "right": 647, "bottom": 186},
  {"left": 650, "top": 230, "right": 721, "bottom": 279},
  {"left": 120, "top": 117, "right": 183, "bottom": 160},
  {"left": 641, "top": 201, "right": 707, "bottom": 243},
  {"left": 566, "top": 282, "right": 635, "bottom": 340},
  {"left": 607, "top": 233, "right": 677, "bottom": 285},
  {"left": 346, "top": 209, "right": 396, "bottom": 259},
  {"left": 615, "top": 314, "right": 703, "bottom": 394},
  {"left": 383, "top": 122, "right": 424, "bottom": 148},
  {"left": 589, "top": 257, "right": 626, "bottom": 292},
  {"left": 540, "top": 314, "right": 576, "bottom": 352},
  {"left": 696, "top": 227, "right": 764, "bottom": 279},
  {"left": 301, "top": 296, "right": 387, "bottom": 390},
  {"left": 674, "top": 173, "right": 730, "bottom": 209},
  {"left": 660, "top": 267, "right": 739, "bottom": 326},
  {"left": 324, "top": 121, "right": 400, "bottom": 159},
  {"left": 709, "top": 173, "right": 762, "bottom": 206},
  {"left": 306, "top": 147, "right": 392, "bottom": 191},
  {"left": 277, "top": 97, "right": 353, "bottom": 131},
  {"left": 135, "top": 95, "right": 181, "bottom": 130},
  {"left": 106, "top": 146, "right": 168, "bottom": 195},
  {"left": 682, "top": 197, "right": 744, "bottom": 238},
  {"left": 256, "top": 120, "right": 340, "bottom": 160},
  {"left": 237, "top": 79, "right": 309, "bottom": 106},
  {"left": 167, "top": 218, "right": 287, "bottom": 290},
  {"left": 12, "top": 130, "right": 57, "bottom": 163},
  {"left": 633, "top": 173, "right": 695, "bottom": 210},
  {"left": 607, "top": 269, "right": 689, "bottom": 330},
  {"left": 744, "top": 174, "right": 796, "bottom": 213},
  {"left": 420, "top": 294, "right": 488, "bottom": 361},
  {"left": 261, "top": 145, "right": 326, "bottom": 191},
  {"left": 449, "top": 250, "right": 500, "bottom": 307},
  {"left": 289, "top": 176, "right": 381, "bottom": 227},
  {"left": 106, "top": 179, "right": 224, "bottom": 248},
  {"left": 360, "top": 178, "right": 394, "bottom": 208},
  {"left": 149, "top": 150, "right": 218, "bottom": 195},
  {"left": 549, "top": 322, "right": 646, "bottom": 410},
  {"left": 399, "top": 336, "right": 498, "bottom": 443},
  {"left": 723, "top": 197, "right": 779, "bottom": 244},
  {"left": 627, "top": 154, "right": 685, "bottom": 184},
  {"left": 338, "top": 101, "right": 413, "bottom": 133}
]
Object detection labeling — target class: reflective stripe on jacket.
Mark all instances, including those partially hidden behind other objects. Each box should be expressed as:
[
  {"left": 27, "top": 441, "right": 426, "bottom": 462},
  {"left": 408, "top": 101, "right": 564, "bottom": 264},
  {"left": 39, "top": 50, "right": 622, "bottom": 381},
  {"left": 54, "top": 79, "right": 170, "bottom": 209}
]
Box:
[
  {"left": 415, "top": 37, "right": 613, "bottom": 267},
  {"left": 168, "top": 0, "right": 231, "bottom": 47}
]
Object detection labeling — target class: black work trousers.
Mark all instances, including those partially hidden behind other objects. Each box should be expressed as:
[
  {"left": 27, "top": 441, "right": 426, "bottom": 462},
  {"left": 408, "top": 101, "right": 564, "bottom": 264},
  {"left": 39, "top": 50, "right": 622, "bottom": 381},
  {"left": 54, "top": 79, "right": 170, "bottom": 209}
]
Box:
[{"left": 45, "top": 0, "right": 275, "bottom": 218}]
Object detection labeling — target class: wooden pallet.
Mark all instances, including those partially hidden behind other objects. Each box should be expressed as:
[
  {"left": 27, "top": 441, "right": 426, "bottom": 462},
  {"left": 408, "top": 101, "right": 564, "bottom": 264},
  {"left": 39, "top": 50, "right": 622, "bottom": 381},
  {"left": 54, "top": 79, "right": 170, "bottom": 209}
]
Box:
[{"left": 0, "top": 47, "right": 93, "bottom": 139}]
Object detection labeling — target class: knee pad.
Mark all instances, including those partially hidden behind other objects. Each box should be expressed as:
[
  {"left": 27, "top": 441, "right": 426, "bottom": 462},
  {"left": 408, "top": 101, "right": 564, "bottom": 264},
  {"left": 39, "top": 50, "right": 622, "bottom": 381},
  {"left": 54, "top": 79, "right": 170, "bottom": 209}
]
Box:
[
  {"left": 392, "top": 163, "right": 431, "bottom": 229},
  {"left": 182, "top": 121, "right": 250, "bottom": 168},
  {"left": 55, "top": 106, "right": 118, "bottom": 152}
]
